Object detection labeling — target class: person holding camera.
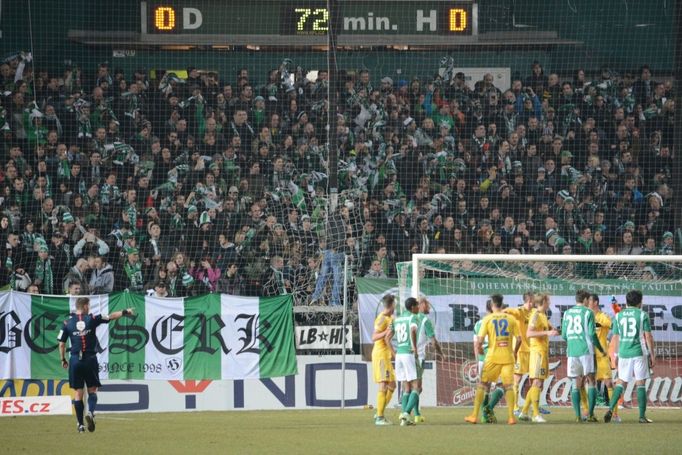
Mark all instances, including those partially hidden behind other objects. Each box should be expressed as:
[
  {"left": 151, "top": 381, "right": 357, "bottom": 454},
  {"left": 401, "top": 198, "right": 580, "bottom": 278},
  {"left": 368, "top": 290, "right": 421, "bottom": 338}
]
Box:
[
  {"left": 189, "top": 256, "right": 221, "bottom": 292},
  {"left": 73, "top": 221, "right": 110, "bottom": 259}
]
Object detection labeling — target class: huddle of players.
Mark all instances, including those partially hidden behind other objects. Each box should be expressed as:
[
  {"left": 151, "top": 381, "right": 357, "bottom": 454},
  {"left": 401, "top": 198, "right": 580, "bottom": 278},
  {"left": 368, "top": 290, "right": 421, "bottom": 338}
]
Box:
[
  {"left": 371, "top": 294, "right": 442, "bottom": 426},
  {"left": 469, "top": 288, "right": 655, "bottom": 425},
  {"left": 372, "top": 288, "right": 655, "bottom": 425}
]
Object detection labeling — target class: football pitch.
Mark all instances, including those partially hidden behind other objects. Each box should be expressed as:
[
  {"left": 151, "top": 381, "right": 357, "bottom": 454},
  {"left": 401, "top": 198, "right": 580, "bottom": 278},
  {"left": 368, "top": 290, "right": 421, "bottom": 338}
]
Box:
[{"left": 2, "top": 407, "right": 681, "bottom": 454}]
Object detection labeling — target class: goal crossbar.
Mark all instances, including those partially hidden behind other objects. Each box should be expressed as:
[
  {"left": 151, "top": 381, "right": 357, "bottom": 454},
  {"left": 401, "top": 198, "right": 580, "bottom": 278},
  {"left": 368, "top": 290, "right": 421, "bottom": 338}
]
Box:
[{"left": 411, "top": 254, "right": 682, "bottom": 298}]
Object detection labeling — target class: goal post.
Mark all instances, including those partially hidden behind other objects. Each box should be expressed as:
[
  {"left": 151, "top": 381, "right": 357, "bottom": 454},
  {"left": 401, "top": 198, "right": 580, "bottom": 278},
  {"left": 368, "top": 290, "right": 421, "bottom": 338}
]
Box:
[{"left": 400, "top": 254, "right": 682, "bottom": 408}]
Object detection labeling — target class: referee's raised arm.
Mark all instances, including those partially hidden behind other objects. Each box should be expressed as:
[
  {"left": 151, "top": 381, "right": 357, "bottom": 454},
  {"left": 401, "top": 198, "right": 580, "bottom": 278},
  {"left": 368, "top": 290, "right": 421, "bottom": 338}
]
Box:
[{"left": 106, "top": 308, "right": 136, "bottom": 321}]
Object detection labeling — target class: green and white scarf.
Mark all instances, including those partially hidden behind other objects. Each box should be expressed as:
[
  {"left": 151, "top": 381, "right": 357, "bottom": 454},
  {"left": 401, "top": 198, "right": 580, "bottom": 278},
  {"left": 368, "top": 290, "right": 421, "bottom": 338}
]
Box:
[
  {"left": 78, "top": 116, "right": 92, "bottom": 139},
  {"left": 100, "top": 183, "right": 121, "bottom": 205},
  {"left": 167, "top": 274, "right": 178, "bottom": 297},
  {"left": 34, "top": 257, "right": 53, "bottom": 294},
  {"left": 126, "top": 205, "right": 137, "bottom": 230},
  {"left": 124, "top": 260, "right": 144, "bottom": 291},
  {"left": 57, "top": 159, "right": 70, "bottom": 179},
  {"left": 7, "top": 254, "right": 14, "bottom": 288}
]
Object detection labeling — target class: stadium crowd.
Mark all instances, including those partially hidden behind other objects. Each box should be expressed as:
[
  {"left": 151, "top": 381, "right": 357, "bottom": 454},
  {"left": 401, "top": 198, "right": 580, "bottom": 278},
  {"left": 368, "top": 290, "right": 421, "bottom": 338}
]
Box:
[{"left": 0, "top": 52, "right": 678, "bottom": 302}]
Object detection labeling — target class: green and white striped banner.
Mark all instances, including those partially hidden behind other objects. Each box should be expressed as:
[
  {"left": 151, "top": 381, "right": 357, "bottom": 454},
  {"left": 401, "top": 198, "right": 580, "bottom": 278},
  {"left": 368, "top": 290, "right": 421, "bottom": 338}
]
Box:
[{"left": 0, "top": 291, "right": 297, "bottom": 380}]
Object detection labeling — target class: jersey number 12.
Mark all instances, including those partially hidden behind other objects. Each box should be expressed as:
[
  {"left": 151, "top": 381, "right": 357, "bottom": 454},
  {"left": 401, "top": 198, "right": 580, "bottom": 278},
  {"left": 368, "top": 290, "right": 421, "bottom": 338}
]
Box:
[{"left": 492, "top": 319, "right": 509, "bottom": 336}]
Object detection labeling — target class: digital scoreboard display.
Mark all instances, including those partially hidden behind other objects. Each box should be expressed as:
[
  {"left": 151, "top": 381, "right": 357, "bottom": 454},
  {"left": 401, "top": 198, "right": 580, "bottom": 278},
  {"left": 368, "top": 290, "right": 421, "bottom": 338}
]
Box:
[
  {"left": 277, "top": 2, "right": 472, "bottom": 36},
  {"left": 142, "top": 1, "right": 476, "bottom": 41},
  {"left": 280, "top": 3, "right": 330, "bottom": 36}
]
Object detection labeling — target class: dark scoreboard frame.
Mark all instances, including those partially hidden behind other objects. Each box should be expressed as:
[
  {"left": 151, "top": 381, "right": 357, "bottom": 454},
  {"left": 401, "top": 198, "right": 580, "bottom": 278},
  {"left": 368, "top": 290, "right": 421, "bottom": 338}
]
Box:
[{"left": 140, "top": 0, "right": 478, "bottom": 46}]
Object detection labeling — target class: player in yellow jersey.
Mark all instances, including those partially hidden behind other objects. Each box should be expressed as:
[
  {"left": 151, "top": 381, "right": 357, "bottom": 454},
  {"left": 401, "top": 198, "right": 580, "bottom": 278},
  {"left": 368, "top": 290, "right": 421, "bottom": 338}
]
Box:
[
  {"left": 474, "top": 299, "right": 504, "bottom": 423},
  {"left": 465, "top": 294, "right": 521, "bottom": 425},
  {"left": 518, "top": 293, "right": 559, "bottom": 423},
  {"left": 504, "top": 292, "right": 534, "bottom": 414},
  {"left": 372, "top": 294, "right": 396, "bottom": 425},
  {"left": 588, "top": 294, "right": 618, "bottom": 421}
]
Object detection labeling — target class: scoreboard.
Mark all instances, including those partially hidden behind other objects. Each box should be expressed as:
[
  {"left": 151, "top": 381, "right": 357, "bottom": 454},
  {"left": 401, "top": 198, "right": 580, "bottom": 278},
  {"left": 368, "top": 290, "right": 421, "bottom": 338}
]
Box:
[{"left": 140, "top": 0, "right": 478, "bottom": 46}]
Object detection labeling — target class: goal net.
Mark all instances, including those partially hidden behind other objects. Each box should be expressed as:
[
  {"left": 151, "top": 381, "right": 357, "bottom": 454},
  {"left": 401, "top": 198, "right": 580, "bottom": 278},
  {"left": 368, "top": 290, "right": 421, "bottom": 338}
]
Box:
[{"left": 397, "top": 254, "right": 682, "bottom": 408}]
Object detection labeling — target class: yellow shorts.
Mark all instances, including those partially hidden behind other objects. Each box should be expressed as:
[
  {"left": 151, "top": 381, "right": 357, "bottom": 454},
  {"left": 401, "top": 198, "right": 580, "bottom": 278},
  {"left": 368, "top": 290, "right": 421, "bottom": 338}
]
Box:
[
  {"left": 481, "top": 362, "right": 514, "bottom": 385},
  {"left": 596, "top": 355, "right": 611, "bottom": 381},
  {"left": 514, "top": 350, "right": 530, "bottom": 375},
  {"left": 372, "top": 353, "right": 395, "bottom": 384},
  {"left": 529, "top": 350, "right": 549, "bottom": 380}
]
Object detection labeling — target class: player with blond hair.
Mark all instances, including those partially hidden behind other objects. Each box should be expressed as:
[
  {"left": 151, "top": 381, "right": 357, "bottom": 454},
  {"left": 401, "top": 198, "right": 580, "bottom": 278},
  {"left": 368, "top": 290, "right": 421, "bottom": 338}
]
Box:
[
  {"left": 503, "top": 291, "right": 534, "bottom": 415},
  {"left": 371, "top": 294, "right": 397, "bottom": 425},
  {"left": 518, "top": 293, "right": 559, "bottom": 423}
]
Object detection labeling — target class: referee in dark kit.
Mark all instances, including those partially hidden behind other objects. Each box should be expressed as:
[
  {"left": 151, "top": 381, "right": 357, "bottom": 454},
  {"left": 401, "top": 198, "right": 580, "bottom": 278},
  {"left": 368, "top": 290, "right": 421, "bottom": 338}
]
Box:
[{"left": 58, "top": 297, "right": 134, "bottom": 433}]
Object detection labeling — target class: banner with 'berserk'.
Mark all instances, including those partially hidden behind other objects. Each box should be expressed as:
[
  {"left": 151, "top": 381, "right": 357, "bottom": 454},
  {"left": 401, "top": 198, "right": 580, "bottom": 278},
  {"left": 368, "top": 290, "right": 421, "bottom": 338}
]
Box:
[{"left": 0, "top": 291, "right": 297, "bottom": 380}]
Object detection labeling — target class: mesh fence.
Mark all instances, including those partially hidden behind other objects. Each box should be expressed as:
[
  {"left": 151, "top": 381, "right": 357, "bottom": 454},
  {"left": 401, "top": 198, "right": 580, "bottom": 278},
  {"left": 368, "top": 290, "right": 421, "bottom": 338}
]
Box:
[{"left": 0, "top": 0, "right": 680, "bottom": 325}]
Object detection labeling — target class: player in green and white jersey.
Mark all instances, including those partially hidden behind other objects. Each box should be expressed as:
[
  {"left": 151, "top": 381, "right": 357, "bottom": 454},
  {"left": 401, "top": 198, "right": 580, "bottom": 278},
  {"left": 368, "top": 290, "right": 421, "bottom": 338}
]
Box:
[
  {"left": 411, "top": 297, "right": 443, "bottom": 423},
  {"left": 386, "top": 297, "right": 420, "bottom": 426},
  {"left": 604, "top": 290, "right": 655, "bottom": 424},
  {"left": 473, "top": 298, "right": 503, "bottom": 423},
  {"left": 474, "top": 315, "right": 488, "bottom": 371},
  {"left": 561, "top": 289, "right": 605, "bottom": 423}
]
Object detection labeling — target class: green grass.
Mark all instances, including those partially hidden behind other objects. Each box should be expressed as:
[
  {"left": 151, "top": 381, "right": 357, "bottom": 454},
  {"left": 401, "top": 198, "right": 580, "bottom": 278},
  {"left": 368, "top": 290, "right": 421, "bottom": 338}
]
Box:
[{"left": 2, "top": 407, "right": 681, "bottom": 454}]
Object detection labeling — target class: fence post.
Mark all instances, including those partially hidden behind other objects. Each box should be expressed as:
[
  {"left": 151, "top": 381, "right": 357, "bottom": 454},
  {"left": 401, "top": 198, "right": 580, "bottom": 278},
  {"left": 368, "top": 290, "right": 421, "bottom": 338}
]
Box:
[{"left": 341, "top": 253, "right": 349, "bottom": 409}]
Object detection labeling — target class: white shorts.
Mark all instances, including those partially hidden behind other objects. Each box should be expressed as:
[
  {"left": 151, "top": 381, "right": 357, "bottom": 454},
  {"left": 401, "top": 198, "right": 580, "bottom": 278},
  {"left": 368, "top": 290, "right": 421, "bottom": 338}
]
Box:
[
  {"left": 618, "top": 356, "right": 650, "bottom": 383},
  {"left": 567, "top": 354, "right": 595, "bottom": 377},
  {"left": 395, "top": 353, "right": 418, "bottom": 382}
]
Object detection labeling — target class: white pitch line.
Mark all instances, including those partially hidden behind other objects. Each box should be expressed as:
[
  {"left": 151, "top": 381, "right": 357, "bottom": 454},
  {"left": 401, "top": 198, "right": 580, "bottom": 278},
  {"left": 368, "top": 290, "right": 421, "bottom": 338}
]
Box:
[{"left": 97, "top": 414, "right": 159, "bottom": 421}]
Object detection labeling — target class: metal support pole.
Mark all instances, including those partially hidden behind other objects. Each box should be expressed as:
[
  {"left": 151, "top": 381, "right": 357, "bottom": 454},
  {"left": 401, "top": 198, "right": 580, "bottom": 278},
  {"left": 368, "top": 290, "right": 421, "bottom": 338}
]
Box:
[
  {"left": 673, "top": 0, "right": 682, "bottom": 231},
  {"left": 327, "top": 0, "right": 339, "bottom": 213},
  {"left": 341, "top": 253, "right": 349, "bottom": 409}
]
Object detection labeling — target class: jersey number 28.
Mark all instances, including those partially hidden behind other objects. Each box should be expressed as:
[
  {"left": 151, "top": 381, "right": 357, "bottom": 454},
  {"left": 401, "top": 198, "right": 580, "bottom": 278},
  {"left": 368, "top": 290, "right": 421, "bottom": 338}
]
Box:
[{"left": 566, "top": 315, "right": 583, "bottom": 335}]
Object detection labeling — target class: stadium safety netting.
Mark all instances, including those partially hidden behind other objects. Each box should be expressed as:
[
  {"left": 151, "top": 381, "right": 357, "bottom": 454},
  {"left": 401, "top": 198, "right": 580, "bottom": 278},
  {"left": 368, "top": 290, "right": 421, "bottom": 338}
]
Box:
[{"left": 0, "top": 1, "right": 681, "bottom": 359}]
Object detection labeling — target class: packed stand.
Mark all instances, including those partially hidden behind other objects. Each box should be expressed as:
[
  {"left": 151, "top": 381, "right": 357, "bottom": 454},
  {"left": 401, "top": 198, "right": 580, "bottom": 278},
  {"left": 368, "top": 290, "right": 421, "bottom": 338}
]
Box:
[{"left": 0, "top": 52, "right": 678, "bottom": 302}]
